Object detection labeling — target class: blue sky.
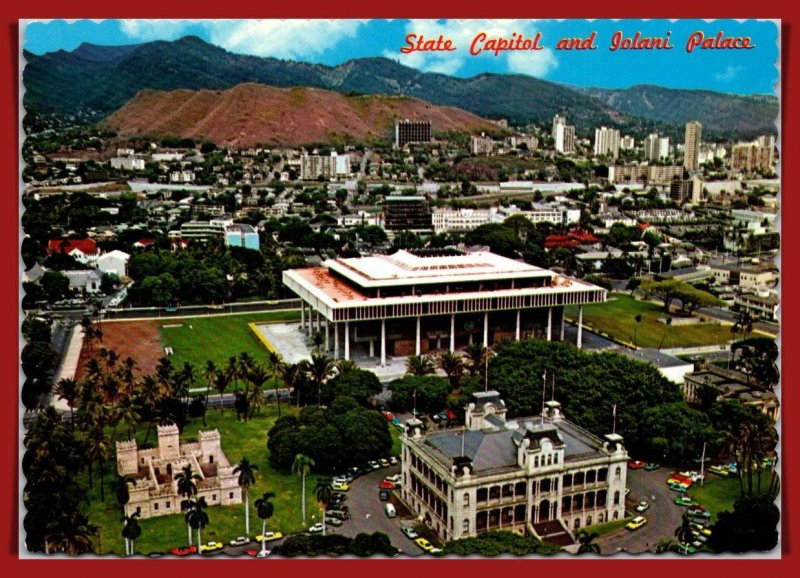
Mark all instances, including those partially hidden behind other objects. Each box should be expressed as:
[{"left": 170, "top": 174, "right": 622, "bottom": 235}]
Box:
[{"left": 24, "top": 19, "right": 779, "bottom": 95}]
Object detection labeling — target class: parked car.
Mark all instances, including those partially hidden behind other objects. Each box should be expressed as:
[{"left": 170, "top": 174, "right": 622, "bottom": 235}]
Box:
[
  {"left": 229, "top": 536, "right": 251, "bottom": 547},
  {"left": 379, "top": 489, "right": 390, "bottom": 501},
  {"left": 672, "top": 543, "right": 698, "bottom": 555},
  {"left": 644, "top": 463, "right": 661, "bottom": 471},
  {"left": 689, "top": 523, "right": 712, "bottom": 537},
  {"left": 415, "top": 538, "right": 434, "bottom": 552},
  {"left": 378, "top": 458, "right": 391, "bottom": 467},
  {"left": 327, "top": 509, "right": 350, "bottom": 520},
  {"left": 332, "top": 481, "right": 350, "bottom": 491},
  {"left": 401, "top": 525, "right": 419, "bottom": 539},
  {"left": 325, "top": 516, "right": 344, "bottom": 527},
  {"left": 625, "top": 516, "right": 647, "bottom": 531},
  {"left": 331, "top": 492, "right": 347, "bottom": 502},
  {"left": 675, "top": 496, "right": 700, "bottom": 507},
  {"left": 668, "top": 482, "right": 689, "bottom": 493},
  {"left": 627, "top": 460, "right": 646, "bottom": 469},
  {"left": 308, "top": 523, "right": 324, "bottom": 534},
  {"left": 200, "top": 541, "right": 223, "bottom": 553},
  {"left": 385, "top": 503, "right": 396, "bottom": 518},
  {"left": 368, "top": 460, "right": 381, "bottom": 470},
  {"left": 385, "top": 474, "right": 402, "bottom": 484},
  {"left": 255, "top": 531, "right": 283, "bottom": 542},
  {"left": 169, "top": 545, "right": 197, "bottom": 556},
  {"left": 389, "top": 456, "right": 398, "bottom": 465},
  {"left": 709, "top": 465, "right": 730, "bottom": 477},
  {"left": 636, "top": 501, "right": 649, "bottom": 512},
  {"left": 246, "top": 548, "right": 270, "bottom": 558},
  {"left": 379, "top": 480, "right": 396, "bottom": 489}
]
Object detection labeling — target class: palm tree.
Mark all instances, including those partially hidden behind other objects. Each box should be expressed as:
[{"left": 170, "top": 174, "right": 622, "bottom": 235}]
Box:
[
  {"left": 226, "top": 355, "right": 239, "bottom": 392},
  {"left": 255, "top": 492, "right": 276, "bottom": 556},
  {"left": 675, "top": 513, "right": 695, "bottom": 554},
  {"left": 632, "top": 313, "right": 643, "bottom": 347},
  {"left": 121, "top": 512, "right": 142, "bottom": 556},
  {"left": 334, "top": 359, "right": 358, "bottom": 375},
  {"left": 281, "top": 362, "right": 303, "bottom": 409},
  {"left": 186, "top": 497, "right": 210, "bottom": 550},
  {"left": 202, "top": 360, "right": 217, "bottom": 422},
  {"left": 53, "top": 377, "right": 79, "bottom": 424},
  {"left": 464, "top": 343, "right": 488, "bottom": 377},
  {"left": 306, "top": 353, "right": 335, "bottom": 407},
  {"left": 657, "top": 316, "right": 673, "bottom": 350},
  {"left": 268, "top": 350, "right": 285, "bottom": 417},
  {"left": 139, "top": 374, "right": 167, "bottom": 444},
  {"left": 174, "top": 464, "right": 200, "bottom": 545},
  {"left": 178, "top": 362, "right": 196, "bottom": 404},
  {"left": 86, "top": 425, "right": 111, "bottom": 501},
  {"left": 405, "top": 354, "right": 436, "bottom": 376},
  {"left": 438, "top": 351, "right": 464, "bottom": 389},
  {"left": 314, "top": 476, "right": 333, "bottom": 536},
  {"left": 233, "top": 457, "right": 259, "bottom": 535},
  {"left": 292, "top": 453, "right": 315, "bottom": 524},
  {"left": 213, "top": 369, "right": 228, "bottom": 413},
  {"left": 247, "top": 364, "right": 270, "bottom": 419},
  {"left": 311, "top": 330, "right": 325, "bottom": 354},
  {"left": 112, "top": 474, "right": 137, "bottom": 509},
  {"left": 46, "top": 511, "right": 98, "bottom": 555},
  {"left": 576, "top": 529, "right": 601, "bottom": 554},
  {"left": 731, "top": 309, "right": 755, "bottom": 341}
]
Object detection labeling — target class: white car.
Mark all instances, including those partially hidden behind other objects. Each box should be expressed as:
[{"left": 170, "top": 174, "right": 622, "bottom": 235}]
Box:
[
  {"left": 389, "top": 456, "right": 398, "bottom": 465},
  {"left": 229, "top": 536, "right": 251, "bottom": 547},
  {"left": 680, "top": 471, "right": 705, "bottom": 483},
  {"left": 308, "top": 523, "right": 324, "bottom": 534},
  {"left": 368, "top": 461, "right": 381, "bottom": 470},
  {"left": 384, "top": 474, "right": 402, "bottom": 484},
  {"left": 636, "top": 501, "right": 649, "bottom": 513}
]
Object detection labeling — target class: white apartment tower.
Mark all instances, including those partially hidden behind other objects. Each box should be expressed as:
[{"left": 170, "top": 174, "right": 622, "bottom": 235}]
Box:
[{"left": 593, "top": 127, "right": 621, "bottom": 159}]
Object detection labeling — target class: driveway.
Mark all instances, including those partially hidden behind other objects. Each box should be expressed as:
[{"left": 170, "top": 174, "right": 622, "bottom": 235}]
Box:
[
  {"left": 330, "top": 464, "right": 423, "bottom": 556},
  {"left": 599, "top": 468, "right": 685, "bottom": 554}
]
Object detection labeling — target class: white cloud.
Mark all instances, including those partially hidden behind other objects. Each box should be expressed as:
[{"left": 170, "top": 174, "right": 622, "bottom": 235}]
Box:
[
  {"left": 120, "top": 19, "right": 367, "bottom": 60},
  {"left": 714, "top": 65, "right": 744, "bottom": 82},
  {"left": 391, "top": 19, "right": 558, "bottom": 78},
  {"left": 119, "top": 20, "right": 195, "bottom": 42},
  {"left": 506, "top": 49, "right": 558, "bottom": 77}
]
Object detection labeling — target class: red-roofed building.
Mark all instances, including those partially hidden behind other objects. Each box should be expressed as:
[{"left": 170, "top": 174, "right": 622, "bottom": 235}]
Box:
[
  {"left": 545, "top": 229, "right": 599, "bottom": 249},
  {"left": 170, "top": 239, "right": 189, "bottom": 251},
  {"left": 47, "top": 238, "right": 100, "bottom": 264},
  {"left": 133, "top": 238, "right": 155, "bottom": 249}
]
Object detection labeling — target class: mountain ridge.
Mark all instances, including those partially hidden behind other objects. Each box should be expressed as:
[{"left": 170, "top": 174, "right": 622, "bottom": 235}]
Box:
[{"left": 23, "top": 35, "right": 778, "bottom": 140}]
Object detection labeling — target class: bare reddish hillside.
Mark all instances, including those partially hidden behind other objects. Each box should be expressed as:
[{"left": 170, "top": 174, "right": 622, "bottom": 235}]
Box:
[{"left": 103, "top": 83, "right": 497, "bottom": 147}]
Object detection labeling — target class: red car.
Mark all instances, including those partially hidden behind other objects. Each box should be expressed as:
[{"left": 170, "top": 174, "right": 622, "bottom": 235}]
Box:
[
  {"left": 670, "top": 473, "right": 693, "bottom": 484},
  {"left": 627, "top": 460, "right": 646, "bottom": 469},
  {"left": 169, "top": 545, "right": 197, "bottom": 556},
  {"left": 379, "top": 480, "right": 396, "bottom": 489},
  {"left": 381, "top": 411, "right": 395, "bottom": 421}
]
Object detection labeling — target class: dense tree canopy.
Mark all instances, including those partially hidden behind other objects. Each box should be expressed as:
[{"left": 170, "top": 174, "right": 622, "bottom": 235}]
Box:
[
  {"left": 708, "top": 495, "right": 780, "bottom": 553},
  {"left": 267, "top": 397, "right": 392, "bottom": 472},
  {"left": 444, "top": 531, "right": 560, "bottom": 556},
  {"left": 322, "top": 369, "right": 382, "bottom": 406},
  {"left": 387, "top": 375, "right": 450, "bottom": 414}
]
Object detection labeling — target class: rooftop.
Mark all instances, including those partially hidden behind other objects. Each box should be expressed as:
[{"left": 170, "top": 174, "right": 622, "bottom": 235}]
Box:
[{"left": 327, "top": 250, "right": 550, "bottom": 287}]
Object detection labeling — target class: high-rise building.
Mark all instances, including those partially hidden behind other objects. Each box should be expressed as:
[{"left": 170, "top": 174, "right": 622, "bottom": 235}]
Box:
[
  {"left": 732, "top": 139, "right": 776, "bottom": 174},
  {"left": 554, "top": 123, "right": 576, "bottom": 155},
  {"left": 552, "top": 114, "right": 567, "bottom": 140},
  {"left": 470, "top": 133, "right": 496, "bottom": 155},
  {"left": 300, "top": 152, "right": 351, "bottom": 180},
  {"left": 684, "top": 121, "right": 702, "bottom": 171},
  {"left": 619, "top": 135, "right": 636, "bottom": 151},
  {"left": 643, "top": 134, "right": 671, "bottom": 161},
  {"left": 593, "top": 127, "right": 621, "bottom": 158},
  {"left": 383, "top": 195, "right": 432, "bottom": 231},
  {"left": 395, "top": 120, "right": 432, "bottom": 148}
]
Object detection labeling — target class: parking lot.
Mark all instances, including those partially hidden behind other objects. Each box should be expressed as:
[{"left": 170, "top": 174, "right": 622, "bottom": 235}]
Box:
[{"left": 599, "top": 467, "right": 688, "bottom": 554}]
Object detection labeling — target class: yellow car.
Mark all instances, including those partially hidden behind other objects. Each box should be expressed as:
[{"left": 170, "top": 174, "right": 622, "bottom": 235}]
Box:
[
  {"left": 200, "top": 541, "right": 224, "bottom": 553},
  {"left": 255, "top": 531, "right": 283, "bottom": 542},
  {"left": 332, "top": 481, "right": 350, "bottom": 491},
  {"left": 415, "top": 538, "right": 434, "bottom": 552},
  {"left": 625, "top": 516, "right": 648, "bottom": 531}
]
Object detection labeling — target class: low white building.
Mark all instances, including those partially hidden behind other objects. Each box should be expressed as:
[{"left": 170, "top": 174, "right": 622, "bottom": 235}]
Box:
[{"left": 96, "top": 250, "right": 130, "bottom": 278}]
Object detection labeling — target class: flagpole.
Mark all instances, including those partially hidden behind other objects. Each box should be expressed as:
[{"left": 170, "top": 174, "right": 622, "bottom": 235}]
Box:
[
  {"left": 612, "top": 404, "right": 617, "bottom": 435},
  {"left": 541, "top": 370, "right": 546, "bottom": 424},
  {"left": 462, "top": 426, "right": 466, "bottom": 457}
]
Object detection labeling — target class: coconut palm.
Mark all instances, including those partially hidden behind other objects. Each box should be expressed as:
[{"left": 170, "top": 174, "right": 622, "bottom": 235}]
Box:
[
  {"left": 174, "top": 464, "right": 201, "bottom": 544},
  {"left": 186, "top": 497, "right": 210, "bottom": 550},
  {"left": 112, "top": 474, "right": 138, "bottom": 508},
  {"left": 46, "top": 511, "right": 98, "bottom": 555},
  {"left": 53, "top": 377, "right": 79, "bottom": 424},
  {"left": 632, "top": 313, "right": 643, "bottom": 347},
  {"left": 464, "top": 343, "right": 488, "bottom": 377},
  {"left": 226, "top": 355, "right": 240, "bottom": 393},
  {"left": 405, "top": 354, "right": 436, "bottom": 376},
  {"left": 311, "top": 330, "right": 325, "bottom": 354},
  {"left": 292, "top": 453, "right": 315, "bottom": 524},
  {"left": 268, "top": 350, "right": 285, "bottom": 417},
  {"left": 334, "top": 359, "right": 358, "bottom": 375},
  {"left": 281, "top": 362, "right": 303, "bottom": 409},
  {"left": 438, "top": 351, "right": 464, "bottom": 389},
  {"left": 121, "top": 512, "right": 142, "bottom": 556},
  {"left": 314, "top": 476, "right": 333, "bottom": 536},
  {"left": 233, "top": 457, "right": 259, "bottom": 535},
  {"left": 306, "top": 353, "right": 335, "bottom": 407},
  {"left": 213, "top": 369, "right": 228, "bottom": 413},
  {"left": 576, "top": 529, "right": 601, "bottom": 554},
  {"left": 255, "top": 492, "right": 276, "bottom": 556},
  {"left": 85, "top": 425, "right": 111, "bottom": 500}
]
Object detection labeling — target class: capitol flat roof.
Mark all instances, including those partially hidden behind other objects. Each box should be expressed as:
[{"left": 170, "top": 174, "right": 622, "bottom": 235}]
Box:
[{"left": 326, "top": 250, "right": 551, "bottom": 288}]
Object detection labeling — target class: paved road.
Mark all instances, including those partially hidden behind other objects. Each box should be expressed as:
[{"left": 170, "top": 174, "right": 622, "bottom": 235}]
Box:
[
  {"left": 697, "top": 306, "right": 778, "bottom": 336},
  {"left": 599, "top": 468, "right": 685, "bottom": 554},
  {"left": 563, "top": 323, "right": 620, "bottom": 351},
  {"left": 332, "top": 465, "right": 423, "bottom": 556}
]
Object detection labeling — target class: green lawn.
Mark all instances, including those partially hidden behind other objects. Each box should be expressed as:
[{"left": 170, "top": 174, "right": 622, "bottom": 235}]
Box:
[
  {"left": 566, "top": 293, "right": 734, "bottom": 349},
  {"left": 86, "top": 405, "right": 321, "bottom": 555},
  {"left": 582, "top": 517, "right": 632, "bottom": 538},
  {"left": 688, "top": 474, "right": 773, "bottom": 524},
  {"left": 160, "top": 310, "right": 300, "bottom": 371}
]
